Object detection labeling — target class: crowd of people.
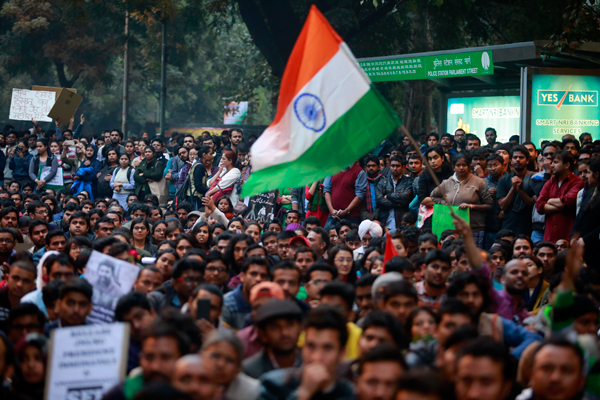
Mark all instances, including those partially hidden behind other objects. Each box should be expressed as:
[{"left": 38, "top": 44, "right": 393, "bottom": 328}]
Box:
[{"left": 0, "top": 118, "right": 598, "bottom": 400}]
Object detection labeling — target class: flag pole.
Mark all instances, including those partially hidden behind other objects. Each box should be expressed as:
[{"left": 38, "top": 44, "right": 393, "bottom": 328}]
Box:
[{"left": 399, "top": 125, "right": 456, "bottom": 217}]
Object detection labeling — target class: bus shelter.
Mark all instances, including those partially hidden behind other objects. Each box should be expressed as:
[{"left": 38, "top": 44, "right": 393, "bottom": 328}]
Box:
[{"left": 357, "top": 41, "right": 600, "bottom": 146}]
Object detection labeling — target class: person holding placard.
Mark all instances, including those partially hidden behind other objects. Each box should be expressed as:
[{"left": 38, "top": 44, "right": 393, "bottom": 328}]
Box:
[
  {"left": 429, "top": 153, "right": 493, "bottom": 248},
  {"left": 28, "top": 139, "right": 58, "bottom": 194}
]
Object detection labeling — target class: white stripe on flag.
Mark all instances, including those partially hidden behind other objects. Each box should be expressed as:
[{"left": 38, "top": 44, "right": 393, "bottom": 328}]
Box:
[{"left": 251, "top": 45, "right": 370, "bottom": 172}]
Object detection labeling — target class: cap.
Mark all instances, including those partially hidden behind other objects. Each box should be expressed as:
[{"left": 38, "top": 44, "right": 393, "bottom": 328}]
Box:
[
  {"left": 371, "top": 272, "right": 403, "bottom": 300},
  {"left": 289, "top": 236, "right": 310, "bottom": 248},
  {"left": 255, "top": 299, "right": 303, "bottom": 325},
  {"left": 250, "top": 281, "right": 285, "bottom": 303},
  {"left": 187, "top": 211, "right": 202, "bottom": 219}
]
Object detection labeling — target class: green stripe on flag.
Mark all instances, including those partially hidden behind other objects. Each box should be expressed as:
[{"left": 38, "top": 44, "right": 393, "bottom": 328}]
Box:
[{"left": 241, "top": 87, "right": 400, "bottom": 198}]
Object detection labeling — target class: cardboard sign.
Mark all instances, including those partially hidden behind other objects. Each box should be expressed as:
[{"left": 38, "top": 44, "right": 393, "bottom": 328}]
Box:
[
  {"left": 9, "top": 89, "right": 55, "bottom": 122},
  {"left": 47, "top": 88, "right": 82, "bottom": 123},
  {"left": 45, "top": 323, "right": 129, "bottom": 400},
  {"left": 83, "top": 251, "right": 139, "bottom": 324},
  {"left": 32, "top": 85, "right": 77, "bottom": 95},
  {"left": 245, "top": 190, "right": 277, "bottom": 223},
  {"left": 432, "top": 204, "right": 470, "bottom": 240}
]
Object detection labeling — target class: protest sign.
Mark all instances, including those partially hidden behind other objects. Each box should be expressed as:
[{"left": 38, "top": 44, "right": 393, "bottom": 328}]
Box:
[
  {"left": 9, "top": 89, "right": 55, "bottom": 122},
  {"left": 432, "top": 204, "right": 470, "bottom": 240},
  {"left": 45, "top": 323, "right": 129, "bottom": 400},
  {"left": 83, "top": 250, "right": 139, "bottom": 324},
  {"left": 48, "top": 88, "right": 83, "bottom": 122},
  {"left": 32, "top": 85, "right": 77, "bottom": 95},
  {"left": 245, "top": 190, "right": 277, "bottom": 223},
  {"left": 38, "top": 166, "right": 64, "bottom": 190}
]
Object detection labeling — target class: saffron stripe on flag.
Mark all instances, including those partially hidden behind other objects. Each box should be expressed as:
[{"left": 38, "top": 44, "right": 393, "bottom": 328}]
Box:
[
  {"left": 272, "top": 6, "right": 343, "bottom": 127},
  {"left": 251, "top": 45, "right": 370, "bottom": 172}
]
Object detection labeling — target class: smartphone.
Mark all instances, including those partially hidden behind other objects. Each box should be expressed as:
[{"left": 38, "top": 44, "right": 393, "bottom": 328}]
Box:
[
  {"left": 196, "top": 299, "right": 211, "bottom": 321},
  {"left": 65, "top": 140, "right": 75, "bottom": 146}
]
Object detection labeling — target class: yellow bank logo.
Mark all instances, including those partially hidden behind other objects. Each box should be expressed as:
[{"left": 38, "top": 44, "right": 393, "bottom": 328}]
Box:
[{"left": 537, "top": 85, "right": 598, "bottom": 109}]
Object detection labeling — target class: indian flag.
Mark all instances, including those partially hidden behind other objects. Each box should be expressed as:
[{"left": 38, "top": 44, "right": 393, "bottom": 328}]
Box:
[{"left": 241, "top": 5, "right": 400, "bottom": 198}]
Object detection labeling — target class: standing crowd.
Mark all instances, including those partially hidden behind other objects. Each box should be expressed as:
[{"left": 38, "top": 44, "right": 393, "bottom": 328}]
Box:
[{"left": 0, "top": 118, "right": 598, "bottom": 400}]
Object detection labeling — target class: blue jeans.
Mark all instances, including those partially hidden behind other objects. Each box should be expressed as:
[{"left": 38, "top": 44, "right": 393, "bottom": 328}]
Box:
[
  {"left": 531, "top": 230, "right": 544, "bottom": 244},
  {"left": 484, "top": 232, "right": 497, "bottom": 250}
]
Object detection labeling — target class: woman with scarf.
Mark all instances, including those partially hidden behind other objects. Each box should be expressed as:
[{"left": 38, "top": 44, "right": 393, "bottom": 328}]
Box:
[
  {"left": 134, "top": 146, "right": 166, "bottom": 200},
  {"left": 71, "top": 144, "right": 102, "bottom": 200},
  {"left": 206, "top": 149, "right": 240, "bottom": 205},
  {"left": 29, "top": 138, "right": 59, "bottom": 194}
]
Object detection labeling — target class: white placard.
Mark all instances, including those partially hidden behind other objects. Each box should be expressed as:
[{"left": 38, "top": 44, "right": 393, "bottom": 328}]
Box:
[
  {"left": 83, "top": 250, "right": 139, "bottom": 324},
  {"left": 39, "top": 166, "right": 64, "bottom": 187},
  {"left": 9, "top": 88, "right": 55, "bottom": 122},
  {"left": 45, "top": 323, "right": 129, "bottom": 400}
]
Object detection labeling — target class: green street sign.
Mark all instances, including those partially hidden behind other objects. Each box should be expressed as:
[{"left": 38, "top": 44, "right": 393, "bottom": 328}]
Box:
[{"left": 359, "top": 50, "right": 494, "bottom": 82}]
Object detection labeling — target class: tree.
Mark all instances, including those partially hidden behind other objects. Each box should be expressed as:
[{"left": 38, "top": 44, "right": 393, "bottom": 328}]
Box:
[{"left": 0, "top": 0, "right": 124, "bottom": 88}]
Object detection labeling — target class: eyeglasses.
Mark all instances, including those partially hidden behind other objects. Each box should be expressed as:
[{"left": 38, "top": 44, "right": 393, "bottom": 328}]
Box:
[
  {"left": 36, "top": 210, "right": 48, "bottom": 215},
  {"left": 543, "top": 152, "right": 555, "bottom": 158},
  {"left": 0, "top": 238, "right": 14, "bottom": 244},
  {"left": 309, "top": 280, "right": 329, "bottom": 286},
  {"left": 133, "top": 226, "right": 147, "bottom": 231}
]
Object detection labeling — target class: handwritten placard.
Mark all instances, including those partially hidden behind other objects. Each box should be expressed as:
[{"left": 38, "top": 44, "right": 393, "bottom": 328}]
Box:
[{"left": 9, "top": 89, "right": 55, "bottom": 122}]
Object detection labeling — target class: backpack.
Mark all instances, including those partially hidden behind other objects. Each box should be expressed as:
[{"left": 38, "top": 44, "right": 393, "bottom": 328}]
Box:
[{"left": 174, "top": 163, "right": 205, "bottom": 208}]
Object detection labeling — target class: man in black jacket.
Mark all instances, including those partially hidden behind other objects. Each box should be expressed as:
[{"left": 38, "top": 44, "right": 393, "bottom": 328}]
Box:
[{"left": 375, "top": 156, "right": 414, "bottom": 230}]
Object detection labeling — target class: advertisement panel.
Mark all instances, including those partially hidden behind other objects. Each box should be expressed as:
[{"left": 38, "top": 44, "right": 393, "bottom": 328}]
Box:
[
  {"left": 531, "top": 74, "right": 600, "bottom": 146},
  {"left": 446, "top": 95, "right": 520, "bottom": 144}
]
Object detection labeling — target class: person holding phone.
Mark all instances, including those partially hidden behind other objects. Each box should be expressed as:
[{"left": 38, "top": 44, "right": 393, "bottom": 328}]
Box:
[{"left": 9, "top": 138, "right": 32, "bottom": 185}]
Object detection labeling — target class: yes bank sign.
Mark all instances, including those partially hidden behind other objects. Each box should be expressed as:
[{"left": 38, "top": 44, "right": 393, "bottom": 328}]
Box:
[
  {"left": 537, "top": 90, "right": 598, "bottom": 108},
  {"left": 531, "top": 74, "right": 600, "bottom": 146}
]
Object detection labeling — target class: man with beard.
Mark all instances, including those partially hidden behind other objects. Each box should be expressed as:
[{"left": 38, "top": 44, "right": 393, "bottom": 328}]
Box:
[
  {"left": 0, "top": 207, "right": 18, "bottom": 229},
  {"left": 361, "top": 155, "right": 384, "bottom": 221},
  {"left": 376, "top": 156, "right": 414, "bottom": 230},
  {"left": 103, "top": 319, "right": 191, "bottom": 400},
  {"left": 498, "top": 258, "right": 531, "bottom": 323},
  {"left": 92, "top": 261, "right": 124, "bottom": 310},
  {"left": 454, "top": 128, "right": 467, "bottom": 152},
  {"left": 99, "top": 130, "right": 125, "bottom": 161},
  {"left": 440, "top": 133, "right": 457, "bottom": 156},
  {"left": 536, "top": 150, "right": 583, "bottom": 243},
  {"left": 497, "top": 146, "right": 536, "bottom": 236},
  {"left": 228, "top": 128, "right": 243, "bottom": 153},
  {"left": 242, "top": 300, "right": 303, "bottom": 379},
  {"left": 484, "top": 127, "right": 498, "bottom": 149}
]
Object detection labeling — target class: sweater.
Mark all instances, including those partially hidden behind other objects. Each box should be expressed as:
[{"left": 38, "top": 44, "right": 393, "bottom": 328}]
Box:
[{"left": 430, "top": 173, "right": 493, "bottom": 231}]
